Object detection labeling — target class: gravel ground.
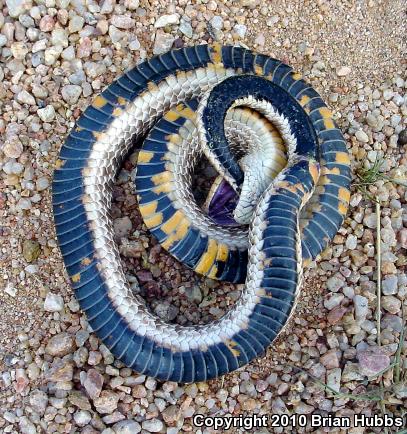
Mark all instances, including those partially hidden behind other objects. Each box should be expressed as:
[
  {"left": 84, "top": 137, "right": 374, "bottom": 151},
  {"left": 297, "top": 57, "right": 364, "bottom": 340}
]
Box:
[{"left": 0, "top": 1, "right": 406, "bottom": 433}]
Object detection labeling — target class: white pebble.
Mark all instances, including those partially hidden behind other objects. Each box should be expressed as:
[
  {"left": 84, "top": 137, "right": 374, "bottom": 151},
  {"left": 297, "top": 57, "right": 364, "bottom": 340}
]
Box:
[
  {"left": 154, "top": 14, "right": 179, "bottom": 28},
  {"left": 37, "top": 105, "right": 55, "bottom": 122},
  {"left": 337, "top": 66, "right": 351, "bottom": 76},
  {"left": 355, "top": 130, "right": 369, "bottom": 143}
]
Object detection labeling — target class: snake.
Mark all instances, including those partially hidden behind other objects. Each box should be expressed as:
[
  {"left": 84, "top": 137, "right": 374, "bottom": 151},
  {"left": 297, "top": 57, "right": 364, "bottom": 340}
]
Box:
[{"left": 52, "top": 44, "right": 351, "bottom": 383}]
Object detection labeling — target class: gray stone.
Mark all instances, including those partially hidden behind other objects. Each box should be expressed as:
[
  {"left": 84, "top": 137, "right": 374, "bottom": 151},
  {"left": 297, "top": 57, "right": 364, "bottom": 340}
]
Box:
[
  {"left": 381, "top": 314, "right": 403, "bottom": 332},
  {"left": 320, "top": 349, "right": 340, "bottom": 369},
  {"left": 4, "top": 411, "right": 16, "bottom": 423},
  {"left": 19, "top": 14, "right": 34, "bottom": 27},
  {"left": 112, "top": 420, "right": 141, "bottom": 434},
  {"left": 154, "top": 14, "right": 179, "bottom": 28},
  {"left": 44, "top": 292, "right": 64, "bottom": 312},
  {"left": 294, "top": 402, "right": 314, "bottom": 414},
  {"left": 179, "top": 18, "right": 193, "bottom": 38},
  {"left": 68, "top": 390, "right": 92, "bottom": 410},
  {"left": 84, "top": 61, "right": 107, "bottom": 79},
  {"left": 4, "top": 283, "right": 17, "bottom": 297},
  {"left": 94, "top": 390, "right": 120, "bottom": 414},
  {"left": 29, "top": 389, "right": 48, "bottom": 415},
  {"left": 18, "top": 416, "right": 36, "bottom": 434},
  {"left": 271, "top": 396, "right": 287, "bottom": 413},
  {"left": 233, "top": 24, "right": 247, "bottom": 38},
  {"left": 101, "top": 0, "right": 114, "bottom": 14},
  {"left": 45, "top": 332, "right": 75, "bottom": 356},
  {"left": 109, "top": 25, "right": 125, "bottom": 43},
  {"left": 337, "top": 66, "right": 351, "bottom": 76},
  {"left": 355, "top": 130, "right": 369, "bottom": 143},
  {"left": 354, "top": 295, "right": 369, "bottom": 321},
  {"left": 142, "top": 419, "right": 164, "bottom": 432},
  {"left": 342, "top": 362, "right": 364, "bottom": 381},
  {"left": 357, "top": 347, "right": 390, "bottom": 377},
  {"left": 366, "top": 113, "right": 379, "bottom": 129},
  {"left": 129, "top": 38, "right": 141, "bottom": 51},
  {"left": 382, "top": 275, "right": 398, "bottom": 295},
  {"left": 36, "top": 177, "right": 50, "bottom": 191},
  {"left": 31, "top": 52, "right": 44, "bottom": 67},
  {"left": 62, "top": 45, "right": 75, "bottom": 60},
  {"left": 45, "top": 46, "right": 63, "bottom": 65},
  {"left": 74, "top": 410, "right": 92, "bottom": 426},
  {"left": 154, "top": 303, "right": 179, "bottom": 321},
  {"left": 208, "top": 16, "right": 223, "bottom": 39},
  {"left": 69, "top": 16, "right": 85, "bottom": 33},
  {"left": 324, "top": 293, "right": 344, "bottom": 310},
  {"left": 75, "top": 330, "right": 90, "bottom": 347},
  {"left": 113, "top": 216, "right": 132, "bottom": 238},
  {"left": 38, "top": 105, "right": 55, "bottom": 122},
  {"left": 383, "top": 89, "right": 394, "bottom": 100},
  {"left": 394, "top": 383, "right": 407, "bottom": 399},
  {"left": 61, "top": 85, "right": 82, "bottom": 104},
  {"left": 69, "top": 70, "right": 86, "bottom": 85},
  {"left": 153, "top": 31, "right": 175, "bottom": 55},
  {"left": 51, "top": 28, "right": 69, "bottom": 47},
  {"left": 326, "top": 275, "right": 345, "bottom": 292},
  {"left": 6, "top": 0, "right": 28, "bottom": 17},
  {"left": 382, "top": 295, "right": 401, "bottom": 314},
  {"left": 210, "top": 16, "right": 223, "bottom": 30},
  {"left": 185, "top": 286, "right": 202, "bottom": 304},
  {"left": 382, "top": 226, "right": 397, "bottom": 246},
  {"left": 326, "top": 368, "right": 341, "bottom": 393},
  {"left": 84, "top": 368, "right": 104, "bottom": 399},
  {"left": 17, "top": 90, "right": 36, "bottom": 105},
  {"left": 345, "top": 234, "right": 357, "bottom": 250},
  {"left": 29, "top": 83, "right": 46, "bottom": 99},
  {"left": 18, "top": 198, "right": 32, "bottom": 211},
  {"left": 23, "top": 240, "right": 40, "bottom": 262},
  {"left": 111, "top": 15, "right": 135, "bottom": 29}
]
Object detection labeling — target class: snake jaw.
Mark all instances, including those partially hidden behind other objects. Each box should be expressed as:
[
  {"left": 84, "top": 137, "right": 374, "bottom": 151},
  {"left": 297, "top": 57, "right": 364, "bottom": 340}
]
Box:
[
  {"left": 233, "top": 154, "right": 265, "bottom": 225},
  {"left": 233, "top": 152, "right": 280, "bottom": 225}
]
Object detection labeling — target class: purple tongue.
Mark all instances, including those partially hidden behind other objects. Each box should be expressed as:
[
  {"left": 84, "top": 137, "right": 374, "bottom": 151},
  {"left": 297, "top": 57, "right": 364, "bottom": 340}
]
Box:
[{"left": 207, "top": 179, "right": 240, "bottom": 226}]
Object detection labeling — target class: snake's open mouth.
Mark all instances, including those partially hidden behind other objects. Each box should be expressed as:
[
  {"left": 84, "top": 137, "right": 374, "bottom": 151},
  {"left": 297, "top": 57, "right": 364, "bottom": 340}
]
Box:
[
  {"left": 52, "top": 44, "right": 350, "bottom": 382},
  {"left": 206, "top": 178, "right": 240, "bottom": 226}
]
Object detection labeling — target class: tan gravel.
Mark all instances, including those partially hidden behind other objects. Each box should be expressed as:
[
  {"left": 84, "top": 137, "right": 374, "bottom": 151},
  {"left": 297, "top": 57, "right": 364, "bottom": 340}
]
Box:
[{"left": 0, "top": 1, "right": 406, "bottom": 433}]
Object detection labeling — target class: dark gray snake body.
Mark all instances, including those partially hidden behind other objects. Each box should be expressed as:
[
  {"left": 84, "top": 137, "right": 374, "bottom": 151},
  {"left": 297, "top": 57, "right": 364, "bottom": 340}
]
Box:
[{"left": 52, "top": 44, "right": 351, "bottom": 382}]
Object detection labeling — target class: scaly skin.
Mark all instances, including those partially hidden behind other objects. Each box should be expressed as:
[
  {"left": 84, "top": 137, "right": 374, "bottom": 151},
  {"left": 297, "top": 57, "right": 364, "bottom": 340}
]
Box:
[{"left": 52, "top": 44, "right": 350, "bottom": 382}]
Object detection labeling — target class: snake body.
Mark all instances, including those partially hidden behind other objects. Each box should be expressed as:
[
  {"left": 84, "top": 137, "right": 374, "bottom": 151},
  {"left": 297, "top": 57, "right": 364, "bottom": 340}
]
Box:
[{"left": 52, "top": 44, "right": 351, "bottom": 382}]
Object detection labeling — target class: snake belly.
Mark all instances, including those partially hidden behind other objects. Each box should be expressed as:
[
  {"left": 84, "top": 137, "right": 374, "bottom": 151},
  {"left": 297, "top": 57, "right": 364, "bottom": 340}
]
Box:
[{"left": 52, "top": 44, "right": 351, "bottom": 382}]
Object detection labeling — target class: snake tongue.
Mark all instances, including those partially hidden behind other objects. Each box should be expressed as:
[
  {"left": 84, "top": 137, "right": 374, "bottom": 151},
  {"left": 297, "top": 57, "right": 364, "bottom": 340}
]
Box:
[{"left": 207, "top": 179, "right": 240, "bottom": 226}]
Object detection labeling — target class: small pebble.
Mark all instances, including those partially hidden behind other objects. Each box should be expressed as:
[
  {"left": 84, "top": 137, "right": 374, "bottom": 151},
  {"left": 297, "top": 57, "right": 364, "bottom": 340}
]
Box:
[{"left": 44, "top": 292, "right": 64, "bottom": 312}]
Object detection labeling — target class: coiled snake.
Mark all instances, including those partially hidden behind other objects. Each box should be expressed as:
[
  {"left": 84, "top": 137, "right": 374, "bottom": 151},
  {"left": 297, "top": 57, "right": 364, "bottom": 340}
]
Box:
[{"left": 52, "top": 44, "right": 351, "bottom": 382}]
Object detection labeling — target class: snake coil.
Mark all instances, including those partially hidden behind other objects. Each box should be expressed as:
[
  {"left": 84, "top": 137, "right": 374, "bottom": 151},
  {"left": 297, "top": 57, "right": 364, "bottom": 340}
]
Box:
[{"left": 53, "top": 44, "right": 351, "bottom": 382}]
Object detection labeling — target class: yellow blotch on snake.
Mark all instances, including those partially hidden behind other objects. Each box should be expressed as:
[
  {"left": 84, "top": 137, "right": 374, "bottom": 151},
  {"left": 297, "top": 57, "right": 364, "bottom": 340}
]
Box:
[
  {"left": 139, "top": 201, "right": 158, "bottom": 217},
  {"left": 225, "top": 339, "right": 240, "bottom": 357},
  {"left": 195, "top": 239, "right": 218, "bottom": 275},
  {"left": 71, "top": 273, "right": 81, "bottom": 283},
  {"left": 93, "top": 95, "right": 108, "bottom": 108},
  {"left": 138, "top": 150, "right": 155, "bottom": 163},
  {"left": 161, "top": 210, "right": 185, "bottom": 235},
  {"left": 161, "top": 219, "right": 190, "bottom": 249}
]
